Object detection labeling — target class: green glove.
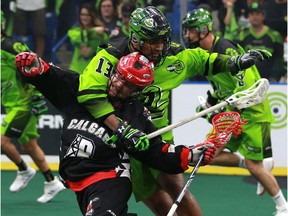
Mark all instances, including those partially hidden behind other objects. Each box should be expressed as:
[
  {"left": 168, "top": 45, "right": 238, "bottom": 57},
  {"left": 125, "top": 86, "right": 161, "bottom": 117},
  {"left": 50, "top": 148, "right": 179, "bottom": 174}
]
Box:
[
  {"left": 31, "top": 93, "right": 48, "bottom": 116},
  {"left": 105, "top": 120, "right": 149, "bottom": 152},
  {"left": 229, "top": 49, "right": 272, "bottom": 75}
]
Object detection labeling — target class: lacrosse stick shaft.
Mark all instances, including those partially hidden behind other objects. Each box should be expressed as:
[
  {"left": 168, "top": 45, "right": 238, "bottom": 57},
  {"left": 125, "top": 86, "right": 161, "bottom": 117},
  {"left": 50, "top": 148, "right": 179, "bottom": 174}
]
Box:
[
  {"left": 147, "top": 101, "right": 228, "bottom": 139},
  {"left": 147, "top": 78, "right": 268, "bottom": 140},
  {"left": 167, "top": 154, "right": 204, "bottom": 216}
]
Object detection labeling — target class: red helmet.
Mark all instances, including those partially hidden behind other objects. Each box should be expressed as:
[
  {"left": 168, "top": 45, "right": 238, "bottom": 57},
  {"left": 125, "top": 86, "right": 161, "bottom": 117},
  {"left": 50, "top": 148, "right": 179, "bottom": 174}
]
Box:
[{"left": 117, "top": 52, "right": 154, "bottom": 88}]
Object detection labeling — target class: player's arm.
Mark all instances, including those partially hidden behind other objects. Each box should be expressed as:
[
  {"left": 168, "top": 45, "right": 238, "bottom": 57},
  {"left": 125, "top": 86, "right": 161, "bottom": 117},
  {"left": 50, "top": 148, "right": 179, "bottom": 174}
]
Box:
[
  {"left": 213, "top": 49, "right": 272, "bottom": 75},
  {"left": 184, "top": 47, "right": 272, "bottom": 78},
  {"left": 130, "top": 137, "right": 215, "bottom": 174},
  {"left": 15, "top": 52, "right": 87, "bottom": 112},
  {"left": 16, "top": 51, "right": 150, "bottom": 152},
  {"left": 127, "top": 107, "right": 216, "bottom": 174}
]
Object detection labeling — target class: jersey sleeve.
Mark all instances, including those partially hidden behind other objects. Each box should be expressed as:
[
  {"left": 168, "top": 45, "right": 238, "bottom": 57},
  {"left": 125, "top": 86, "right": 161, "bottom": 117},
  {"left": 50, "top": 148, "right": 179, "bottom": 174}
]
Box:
[
  {"left": 130, "top": 139, "right": 190, "bottom": 174},
  {"left": 77, "top": 49, "right": 120, "bottom": 119},
  {"left": 183, "top": 47, "right": 232, "bottom": 79}
]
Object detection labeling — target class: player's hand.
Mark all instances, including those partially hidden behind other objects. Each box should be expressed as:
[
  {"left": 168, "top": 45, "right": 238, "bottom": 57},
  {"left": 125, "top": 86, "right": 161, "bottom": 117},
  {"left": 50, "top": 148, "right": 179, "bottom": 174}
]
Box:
[
  {"left": 229, "top": 49, "right": 272, "bottom": 74},
  {"left": 189, "top": 142, "right": 216, "bottom": 166},
  {"left": 31, "top": 93, "right": 48, "bottom": 116},
  {"left": 105, "top": 120, "right": 149, "bottom": 151},
  {"left": 15, "top": 52, "right": 50, "bottom": 77}
]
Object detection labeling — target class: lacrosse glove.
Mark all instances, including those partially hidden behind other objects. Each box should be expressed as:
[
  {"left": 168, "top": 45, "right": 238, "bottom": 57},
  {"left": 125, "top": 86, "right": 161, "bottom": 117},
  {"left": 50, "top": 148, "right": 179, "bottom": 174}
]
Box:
[
  {"left": 31, "top": 93, "right": 48, "bottom": 116},
  {"left": 15, "top": 52, "right": 50, "bottom": 77},
  {"left": 105, "top": 120, "right": 149, "bottom": 152},
  {"left": 189, "top": 142, "right": 216, "bottom": 166},
  {"left": 229, "top": 49, "right": 272, "bottom": 75}
]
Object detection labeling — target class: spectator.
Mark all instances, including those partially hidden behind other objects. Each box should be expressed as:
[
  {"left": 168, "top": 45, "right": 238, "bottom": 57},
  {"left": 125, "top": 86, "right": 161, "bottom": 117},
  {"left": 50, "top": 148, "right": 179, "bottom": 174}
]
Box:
[
  {"left": 1, "top": 15, "right": 65, "bottom": 203},
  {"left": 218, "top": 0, "right": 239, "bottom": 40},
  {"left": 110, "top": 2, "right": 136, "bottom": 40},
  {"left": 1, "top": 1, "right": 15, "bottom": 36},
  {"left": 12, "top": 0, "right": 46, "bottom": 58},
  {"left": 68, "top": 3, "right": 109, "bottom": 73},
  {"left": 96, "top": 0, "right": 121, "bottom": 39},
  {"left": 264, "top": 0, "right": 287, "bottom": 39},
  {"left": 56, "top": 0, "right": 79, "bottom": 40},
  {"left": 237, "top": 2, "right": 284, "bottom": 82}
]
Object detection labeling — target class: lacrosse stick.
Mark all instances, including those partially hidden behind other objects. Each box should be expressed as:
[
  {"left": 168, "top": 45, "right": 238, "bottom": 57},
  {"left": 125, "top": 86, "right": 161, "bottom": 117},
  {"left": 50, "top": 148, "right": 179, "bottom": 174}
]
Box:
[
  {"left": 167, "top": 112, "right": 246, "bottom": 216},
  {"left": 147, "top": 78, "right": 268, "bottom": 140}
]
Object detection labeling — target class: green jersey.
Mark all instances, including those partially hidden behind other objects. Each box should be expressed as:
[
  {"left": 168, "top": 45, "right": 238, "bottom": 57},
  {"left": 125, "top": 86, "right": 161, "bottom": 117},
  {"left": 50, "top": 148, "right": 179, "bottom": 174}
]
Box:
[
  {"left": 207, "top": 36, "right": 274, "bottom": 123},
  {"left": 1, "top": 37, "right": 35, "bottom": 110},
  {"left": 78, "top": 37, "right": 234, "bottom": 140}
]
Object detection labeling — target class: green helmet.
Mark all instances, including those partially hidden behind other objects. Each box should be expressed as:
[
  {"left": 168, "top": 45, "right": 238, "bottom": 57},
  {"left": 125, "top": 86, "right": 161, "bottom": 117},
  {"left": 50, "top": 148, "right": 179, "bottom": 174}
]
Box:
[
  {"left": 129, "top": 6, "right": 171, "bottom": 44},
  {"left": 182, "top": 8, "right": 213, "bottom": 33},
  {"left": 129, "top": 6, "right": 171, "bottom": 65}
]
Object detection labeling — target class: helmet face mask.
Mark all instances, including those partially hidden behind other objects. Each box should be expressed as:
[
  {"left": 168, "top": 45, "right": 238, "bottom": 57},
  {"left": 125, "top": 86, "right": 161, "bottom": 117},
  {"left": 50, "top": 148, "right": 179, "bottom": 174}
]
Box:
[
  {"left": 182, "top": 8, "right": 213, "bottom": 48},
  {"left": 108, "top": 52, "right": 154, "bottom": 99},
  {"left": 182, "top": 8, "right": 213, "bottom": 33},
  {"left": 129, "top": 6, "right": 172, "bottom": 65}
]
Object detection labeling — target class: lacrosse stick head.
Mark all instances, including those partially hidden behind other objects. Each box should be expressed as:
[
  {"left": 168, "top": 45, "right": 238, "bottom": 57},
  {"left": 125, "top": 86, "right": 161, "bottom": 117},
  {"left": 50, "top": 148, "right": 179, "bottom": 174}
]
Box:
[
  {"left": 206, "top": 111, "right": 246, "bottom": 147},
  {"left": 226, "top": 78, "right": 269, "bottom": 110}
]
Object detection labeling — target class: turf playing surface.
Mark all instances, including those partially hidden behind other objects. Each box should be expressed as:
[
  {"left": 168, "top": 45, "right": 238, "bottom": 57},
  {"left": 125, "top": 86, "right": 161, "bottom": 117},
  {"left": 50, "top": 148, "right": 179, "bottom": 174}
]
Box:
[{"left": 1, "top": 171, "right": 287, "bottom": 216}]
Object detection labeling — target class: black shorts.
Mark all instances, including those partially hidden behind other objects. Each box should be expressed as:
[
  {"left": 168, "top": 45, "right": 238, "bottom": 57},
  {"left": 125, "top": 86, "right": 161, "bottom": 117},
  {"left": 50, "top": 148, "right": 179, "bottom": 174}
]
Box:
[
  {"left": 76, "top": 177, "right": 132, "bottom": 216},
  {"left": 13, "top": 8, "right": 46, "bottom": 36}
]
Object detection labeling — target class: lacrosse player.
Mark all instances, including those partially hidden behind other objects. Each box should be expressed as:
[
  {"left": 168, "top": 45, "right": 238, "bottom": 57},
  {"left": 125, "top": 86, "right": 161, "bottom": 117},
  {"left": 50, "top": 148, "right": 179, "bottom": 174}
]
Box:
[
  {"left": 15, "top": 51, "right": 217, "bottom": 216},
  {"left": 182, "top": 8, "right": 287, "bottom": 215},
  {"left": 68, "top": 5, "right": 271, "bottom": 216},
  {"left": 0, "top": 11, "right": 65, "bottom": 203}
]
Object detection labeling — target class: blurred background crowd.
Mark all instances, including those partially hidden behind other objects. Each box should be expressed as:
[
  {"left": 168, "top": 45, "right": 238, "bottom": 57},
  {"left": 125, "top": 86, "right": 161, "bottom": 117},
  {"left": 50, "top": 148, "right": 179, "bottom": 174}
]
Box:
[{"left": 1, "top": 0, "right": 287, "bottom": 82}]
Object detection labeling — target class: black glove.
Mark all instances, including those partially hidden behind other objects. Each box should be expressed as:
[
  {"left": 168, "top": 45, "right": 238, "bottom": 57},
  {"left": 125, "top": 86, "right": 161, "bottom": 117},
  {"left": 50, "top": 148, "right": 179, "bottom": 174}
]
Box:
[
  {"left": 229, "top": 49, "right": 272, "bottom": 75},
  {"left": 31, "top": 93, "right": 48, "bottom": 116},
  {"left": 105, "top": 120, "right": 149, "bottom": 152}
]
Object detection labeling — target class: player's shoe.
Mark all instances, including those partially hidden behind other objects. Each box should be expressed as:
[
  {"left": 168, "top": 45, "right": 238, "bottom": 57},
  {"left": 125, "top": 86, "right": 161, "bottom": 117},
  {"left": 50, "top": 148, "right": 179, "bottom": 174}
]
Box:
[
  {"left": 274, "top": 204, "right": 288, "bottom": 216},
  {"left": 256, "top": 157, "right": 274, "bottom": 195},
  {"left": 9, "top": 166, "right": 36, "bottom": 192},
  {"left": 37, "top": 176, "right": 66, "bottom": 203}
]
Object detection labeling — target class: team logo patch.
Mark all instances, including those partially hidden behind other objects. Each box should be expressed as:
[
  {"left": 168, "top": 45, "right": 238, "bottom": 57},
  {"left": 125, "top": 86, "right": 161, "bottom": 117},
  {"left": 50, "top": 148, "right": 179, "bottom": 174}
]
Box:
[
  {"left": 166, "top": 60, "right": 184, "bottom": 74},
  {"left": 13, "top": 42, "right": 27, "bottom": 53},
  {"left": 158, "top": 29, "right": 168, "bottom": 35},
  {"left": 144, "top": 18, "right": 154, "bottom": 27}
]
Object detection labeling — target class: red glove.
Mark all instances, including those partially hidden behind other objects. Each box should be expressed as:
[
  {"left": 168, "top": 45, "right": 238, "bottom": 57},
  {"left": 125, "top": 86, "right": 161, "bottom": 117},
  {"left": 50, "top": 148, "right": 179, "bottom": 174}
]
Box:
[
  {"left": 15, "top": 52, "right": 50, "bottom": 77},
  {"left": 189, "top": 142, "right": 216, "bottom": 166}
]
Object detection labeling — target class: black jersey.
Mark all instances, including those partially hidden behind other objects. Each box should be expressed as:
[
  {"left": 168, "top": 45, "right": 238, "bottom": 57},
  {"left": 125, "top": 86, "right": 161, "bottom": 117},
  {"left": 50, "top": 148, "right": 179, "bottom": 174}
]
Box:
[
  {"left": 19, "top": 65, "right": 190, "bottom": 191},
  {"left": 236, "top": 26, "right": 284, "bottom": 81}
]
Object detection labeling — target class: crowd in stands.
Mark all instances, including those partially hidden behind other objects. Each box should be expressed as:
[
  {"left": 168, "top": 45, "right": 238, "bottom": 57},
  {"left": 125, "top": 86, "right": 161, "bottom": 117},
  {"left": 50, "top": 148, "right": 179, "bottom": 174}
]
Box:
[{"left": 1, "top": 0, "right": 287, "bottom": 82}]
